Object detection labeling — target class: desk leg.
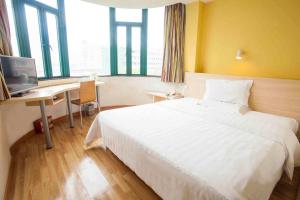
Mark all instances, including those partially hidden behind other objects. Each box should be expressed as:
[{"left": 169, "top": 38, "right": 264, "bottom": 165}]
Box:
[
  {"left": 40, "top": 100, "right": 53, "bottom": 149},
  {"left": 66, "top": 91, "right": 74, "bottom": 128},
  {"left": 96, "top": 85, "right": 101, "bottom": 112}
]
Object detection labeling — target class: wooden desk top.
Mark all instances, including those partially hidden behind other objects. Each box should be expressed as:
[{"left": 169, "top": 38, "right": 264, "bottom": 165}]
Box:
[{"left": 0, "top": 81, "right": 104, "bottom": 105}]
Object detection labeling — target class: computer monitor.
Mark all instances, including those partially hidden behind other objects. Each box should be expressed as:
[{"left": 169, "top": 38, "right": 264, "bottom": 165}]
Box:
[{"left": 0, "top": 55, "right": 38, "bottom": 96}]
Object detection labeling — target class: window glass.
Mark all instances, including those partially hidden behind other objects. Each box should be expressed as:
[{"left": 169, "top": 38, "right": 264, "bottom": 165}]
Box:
[
  {"left": 116, "top": 8, "right": 142, "bottom": 22},
  {"left": 147, "top": 7, "right": 164, "bottom": 76},
  {"left": 117, "top": 26, "right": 127, "bottom": 74},
  {"left": 65, "top": 0, "right": 110, "bottom": 76},
  {"left": 12, "top": 2, "right": 165, "bottom": 78},
  {"left": 5, "top": 0, "right": 19, "bottom": 56},
  {"left": 25, "top": 5, "right": 45, "bottom": 77},
  {"left": 131, "top": 27, "right": 140, "bottom": 75},
  {"left": 46, "top": 13, "right": 61, "bottom": 76},
  {"left": 35, "top": 0, "right": 57, "bottom": 8}
]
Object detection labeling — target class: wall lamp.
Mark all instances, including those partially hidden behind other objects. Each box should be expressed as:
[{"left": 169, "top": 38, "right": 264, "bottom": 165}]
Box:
[{"left": 236, "top": 49, "right": 244, "bottom": 60}]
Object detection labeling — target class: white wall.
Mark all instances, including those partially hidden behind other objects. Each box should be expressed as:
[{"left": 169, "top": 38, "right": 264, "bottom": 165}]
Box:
[
  {"left": 1, "top": 76, "right": 184, "bottom": 146},
  {"left": 97, "top": 76, "right": 184, "bottom": 106},
  {"left": 1, "top": 100, "right": 68, "bottom": 146},
  {"left": 0, "top": 110, "right": 11, "bottom": 200}
]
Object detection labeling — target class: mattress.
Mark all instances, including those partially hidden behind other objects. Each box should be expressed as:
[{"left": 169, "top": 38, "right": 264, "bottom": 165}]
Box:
[{"left": 85, "top": 98, "right": 300, "bottom": 200}]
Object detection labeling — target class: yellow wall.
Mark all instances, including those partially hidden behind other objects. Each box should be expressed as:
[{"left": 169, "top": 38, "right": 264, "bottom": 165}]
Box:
[
  {"left": 185, "top": 0, "right": 300, "bottom": 79},
  {"left": 184, "top": 1, "right": 204, "bottom": 72}
]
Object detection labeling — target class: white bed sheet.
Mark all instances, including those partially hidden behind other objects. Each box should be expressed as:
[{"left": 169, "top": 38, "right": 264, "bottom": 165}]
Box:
[{"left": 85, "top": 98, "right": 300, "bottom": 200}]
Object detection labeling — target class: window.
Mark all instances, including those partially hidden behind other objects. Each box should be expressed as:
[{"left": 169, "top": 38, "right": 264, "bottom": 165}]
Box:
[
  {"left": 147, "top": 7, "right": 165, "bottom": 76},
  {"left": 35, "top": 0, "right": 57, "bottom": 8},
  {"left": 110, "top": 8, "right": 147, "bottom": 76},
  {"left": 116, "top": 8, "right": 142, "bottom": 22},
  {"left": 117, "top": 26, "right": 127, "bottom": 74},
  {"left": 9, "top": 0, "right": 165, "bottom": 78},
  {"left": 10, "top": 0, "right": 69, "bottom": 78},
  {"left": 5, "top": 0, "right": 19, "bottom": 56},
  {"left": 46, "top": 12, "right": 61, "bottom": 76},
  {"left": 132, "top": 27, "right": 141, "bottom": 74},
  {"left": 24, "top": 5, "right": 44, "bottom": 77},
  {"left": 65, "top": 0, "right": 110, "bottom": 76}
]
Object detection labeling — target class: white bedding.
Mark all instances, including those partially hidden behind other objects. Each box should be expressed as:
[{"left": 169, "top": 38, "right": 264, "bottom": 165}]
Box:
[{"left": 85, "top": 98, "right": 300, "bottom": 200}]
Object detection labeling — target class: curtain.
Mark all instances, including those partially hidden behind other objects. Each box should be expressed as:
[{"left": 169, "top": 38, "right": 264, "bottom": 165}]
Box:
[
  {"left": 161, "top": 3, "right": 185, "bottom": 83},
  {"left": 0, "top": 0, "right": 12, "bottom": 100}
]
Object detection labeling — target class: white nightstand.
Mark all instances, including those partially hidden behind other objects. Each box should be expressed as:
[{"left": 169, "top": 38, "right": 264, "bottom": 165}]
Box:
[{"left": 147, "top": 91, "right": 183, "bottom": 103}]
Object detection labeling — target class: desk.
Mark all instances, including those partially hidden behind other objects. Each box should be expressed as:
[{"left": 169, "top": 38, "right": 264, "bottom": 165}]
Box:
[{"left": 1, "top": 81, "right": 104, "bottom": 149}]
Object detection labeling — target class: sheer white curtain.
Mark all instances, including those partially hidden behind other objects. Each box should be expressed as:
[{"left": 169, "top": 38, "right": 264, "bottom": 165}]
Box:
[{"left": 83, "top": 0, "right": 198, "bottom": 8}]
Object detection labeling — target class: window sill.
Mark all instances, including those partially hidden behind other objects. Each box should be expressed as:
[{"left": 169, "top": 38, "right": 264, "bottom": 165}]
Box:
[
  {"left": 38, "top": 77, "right": 81, "bottom": 88},
  {"left": 38, "top": 75, "right": 161, "bottom": 81},
  {"left": 102, "top": 75, "right": 161, "bottom": 78},
  {"left": 37, "top": 75, "right": 161, "bottom": 87}
]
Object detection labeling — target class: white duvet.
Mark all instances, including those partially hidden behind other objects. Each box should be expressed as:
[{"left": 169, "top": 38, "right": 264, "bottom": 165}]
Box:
[{"left": 85, "top": 98, "right": 300, "bottom": 200}]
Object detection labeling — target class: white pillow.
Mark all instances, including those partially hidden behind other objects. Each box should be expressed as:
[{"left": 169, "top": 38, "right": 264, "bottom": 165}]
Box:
[{"left": 203, "top": 79, "right": 253, "bottom": 106}]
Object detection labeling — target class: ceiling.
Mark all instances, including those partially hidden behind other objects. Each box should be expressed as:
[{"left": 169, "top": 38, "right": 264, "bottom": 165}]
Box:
[{"left": 82, "top": 0, "right": 212, "bottom": 8}]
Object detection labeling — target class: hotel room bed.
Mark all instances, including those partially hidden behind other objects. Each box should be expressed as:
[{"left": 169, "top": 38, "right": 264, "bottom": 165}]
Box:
[{"left": 85, "top": 98, "right": 300, "bottom": 200}]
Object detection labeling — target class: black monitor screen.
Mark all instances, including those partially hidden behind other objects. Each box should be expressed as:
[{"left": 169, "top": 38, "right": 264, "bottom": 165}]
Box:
[{"left": 0, "top": 56, "right": 38, "bottom": 95}]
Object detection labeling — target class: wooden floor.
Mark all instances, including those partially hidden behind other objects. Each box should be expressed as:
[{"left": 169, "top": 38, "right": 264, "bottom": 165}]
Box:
[
  {"left": 5, "top": 111, "right": 161, "bottom": 200},
  {"left": 5, "top": 109, "right": 300, "bottom": 200}
]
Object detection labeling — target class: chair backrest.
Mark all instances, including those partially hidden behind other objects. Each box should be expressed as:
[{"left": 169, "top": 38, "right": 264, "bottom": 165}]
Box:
[{"left": 79, "top": 80, "right": 96, "bottom": 104}]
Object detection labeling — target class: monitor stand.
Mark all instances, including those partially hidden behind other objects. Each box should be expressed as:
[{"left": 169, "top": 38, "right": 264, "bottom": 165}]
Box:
[{"left": 12, "top": 90, "right": 31, "bottom": 97}]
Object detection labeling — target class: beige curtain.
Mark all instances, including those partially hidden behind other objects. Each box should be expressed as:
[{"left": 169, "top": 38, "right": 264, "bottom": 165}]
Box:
[
  {"left": 161, "top": 3, "right": 185, "bottom": 83},
  {"left": 0, "top": 0, "right": 12, "bottom": 100}
]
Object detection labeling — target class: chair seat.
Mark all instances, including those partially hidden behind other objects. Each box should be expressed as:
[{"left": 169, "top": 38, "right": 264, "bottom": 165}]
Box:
[
  {"left": 71, "top": 99, "right": 81, "bottom": 105},
  {"left": 71, "top": 99, "right": 96, "bottom": 105}
]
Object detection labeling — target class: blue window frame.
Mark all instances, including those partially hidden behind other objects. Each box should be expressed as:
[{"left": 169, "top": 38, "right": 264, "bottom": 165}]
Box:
[
  {"left": 11, "top": 0, "right": 69, "bottom": 79},
  {"left": 9, "top": 0, "right": 164, "bottom": 78},
  {"left": 109, "top": 8, "right": 148, "bottom": 76}
]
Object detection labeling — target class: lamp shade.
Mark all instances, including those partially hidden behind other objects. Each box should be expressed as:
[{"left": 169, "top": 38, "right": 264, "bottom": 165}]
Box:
[{"left": 236, "top": 49, "right": 243, "bottom": 60}]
